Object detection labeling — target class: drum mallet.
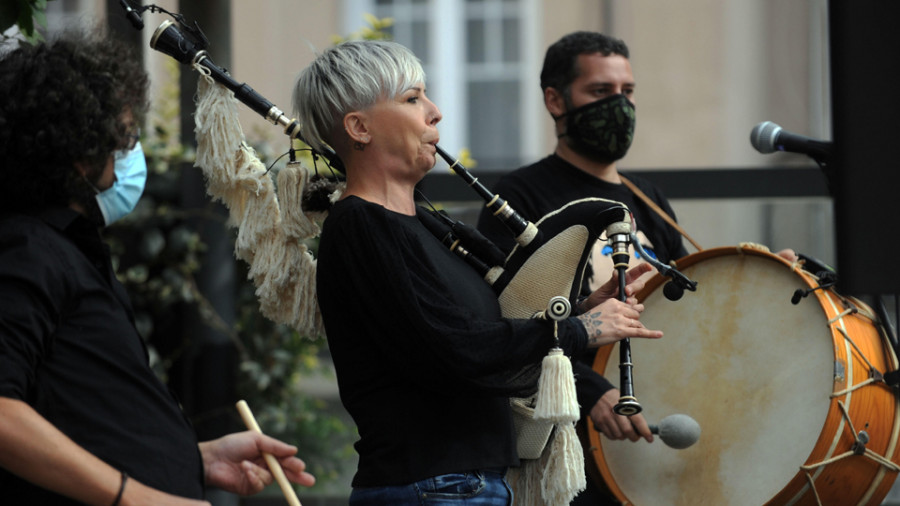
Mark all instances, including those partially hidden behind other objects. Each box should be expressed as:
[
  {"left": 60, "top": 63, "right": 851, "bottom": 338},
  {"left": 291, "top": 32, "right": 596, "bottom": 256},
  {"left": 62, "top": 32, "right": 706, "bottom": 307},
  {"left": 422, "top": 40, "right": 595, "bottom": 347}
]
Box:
[{"left": 236, "top": 400, "right": 302, "bottom": 506}]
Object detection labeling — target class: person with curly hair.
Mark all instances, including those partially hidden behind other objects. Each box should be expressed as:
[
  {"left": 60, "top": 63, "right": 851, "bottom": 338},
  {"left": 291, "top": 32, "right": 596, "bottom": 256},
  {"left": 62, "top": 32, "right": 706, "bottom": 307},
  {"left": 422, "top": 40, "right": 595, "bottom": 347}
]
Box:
[{"left": 0, "top": 30, "right": 315, "bottom": 505}]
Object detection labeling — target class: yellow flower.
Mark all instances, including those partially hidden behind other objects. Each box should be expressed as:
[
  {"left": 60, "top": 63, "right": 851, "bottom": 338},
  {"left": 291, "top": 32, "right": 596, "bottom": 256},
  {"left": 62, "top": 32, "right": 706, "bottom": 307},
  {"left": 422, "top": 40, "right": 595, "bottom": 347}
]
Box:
[{"left": 458, "top": 148, "right": 477, "bottom": 169}]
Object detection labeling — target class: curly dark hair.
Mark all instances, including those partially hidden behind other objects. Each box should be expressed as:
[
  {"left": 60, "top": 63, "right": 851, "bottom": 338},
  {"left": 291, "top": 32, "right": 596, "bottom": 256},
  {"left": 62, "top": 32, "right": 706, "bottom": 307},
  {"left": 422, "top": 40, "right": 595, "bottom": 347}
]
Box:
[
  {"left": 0, "top": 28, "right": 149, "bottom": 213},
  {"left": 539, "top": 31, "right": 630, "bottom": 95}
]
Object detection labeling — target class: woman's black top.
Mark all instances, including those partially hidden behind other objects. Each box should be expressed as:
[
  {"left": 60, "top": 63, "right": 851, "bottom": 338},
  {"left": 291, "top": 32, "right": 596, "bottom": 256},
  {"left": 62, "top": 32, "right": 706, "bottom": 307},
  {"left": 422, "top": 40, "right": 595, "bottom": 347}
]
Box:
[{"left": 316, "top": 196, "right": 587, "bottom": 487}]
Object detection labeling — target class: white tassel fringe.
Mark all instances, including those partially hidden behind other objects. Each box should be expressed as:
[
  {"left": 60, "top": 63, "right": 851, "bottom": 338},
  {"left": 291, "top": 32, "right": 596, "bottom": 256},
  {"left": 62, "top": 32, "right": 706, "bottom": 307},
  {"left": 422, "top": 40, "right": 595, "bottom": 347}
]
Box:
[
  {"left": 533, "top": 347, "right": 579, "bottom": 422},
  {"left": 512, "top": 345, "right": 584, "bottom": 505},
  {"left": 193, "top": 71, "right": 324, "bottom": 338},
  {"left": 540, "top": 422, "right": 586, "bottom": 505}
]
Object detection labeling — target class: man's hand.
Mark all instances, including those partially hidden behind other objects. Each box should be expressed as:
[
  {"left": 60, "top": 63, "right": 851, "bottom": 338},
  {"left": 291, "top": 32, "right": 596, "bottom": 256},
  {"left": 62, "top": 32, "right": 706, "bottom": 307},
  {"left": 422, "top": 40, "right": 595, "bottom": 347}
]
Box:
[
  {"left": 589, "top": 389, "right": 653, "bottom": 443},
  {"left": 199, "top": 431, "right": 315, "bottom": 496},
  {"left": 776, "top": 248, "right": 799, "bottom": 262}
]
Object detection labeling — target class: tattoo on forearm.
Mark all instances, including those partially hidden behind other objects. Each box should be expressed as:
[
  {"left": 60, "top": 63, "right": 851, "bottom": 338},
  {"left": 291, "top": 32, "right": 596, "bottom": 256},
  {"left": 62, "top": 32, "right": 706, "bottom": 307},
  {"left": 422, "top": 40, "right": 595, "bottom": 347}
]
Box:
[{"left": 578, "top": 311, "right": 604, "bottom": 345}]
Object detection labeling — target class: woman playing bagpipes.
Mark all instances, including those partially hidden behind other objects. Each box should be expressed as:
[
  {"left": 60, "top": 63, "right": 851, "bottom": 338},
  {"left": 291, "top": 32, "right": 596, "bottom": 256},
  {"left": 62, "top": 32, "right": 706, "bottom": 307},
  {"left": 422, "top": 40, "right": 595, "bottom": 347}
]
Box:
[{"left": 290, "top": 39, "right": 663, "bottom": 506}]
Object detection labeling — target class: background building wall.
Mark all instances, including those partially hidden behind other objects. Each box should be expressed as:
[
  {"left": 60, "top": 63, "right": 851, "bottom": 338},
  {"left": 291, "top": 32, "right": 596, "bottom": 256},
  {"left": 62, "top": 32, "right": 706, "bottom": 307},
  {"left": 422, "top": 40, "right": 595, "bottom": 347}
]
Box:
[{"left": 230, "top": 1, "right": 341, "bottom": 150}]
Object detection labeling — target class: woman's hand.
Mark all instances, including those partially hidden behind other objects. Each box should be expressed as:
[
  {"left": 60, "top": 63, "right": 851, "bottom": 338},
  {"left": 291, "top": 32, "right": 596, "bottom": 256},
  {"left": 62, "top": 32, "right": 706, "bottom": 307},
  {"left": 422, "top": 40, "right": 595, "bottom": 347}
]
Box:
[
  {"left": 575, "top": 263, "right": 662, "bottom": 348},
  {"left": 576, "top": 297, "right": 662, "bottom": 347},
  {"left": 578, "top": 262, "right": 654, "bottom": 313}
]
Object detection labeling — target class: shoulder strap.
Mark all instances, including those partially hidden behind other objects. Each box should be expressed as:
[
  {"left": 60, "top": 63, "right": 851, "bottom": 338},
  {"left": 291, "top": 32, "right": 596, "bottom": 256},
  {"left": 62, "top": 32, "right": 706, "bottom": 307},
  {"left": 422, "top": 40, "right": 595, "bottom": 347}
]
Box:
[{"left": 619, "top": 175, "right": 703, "bottom": 252}]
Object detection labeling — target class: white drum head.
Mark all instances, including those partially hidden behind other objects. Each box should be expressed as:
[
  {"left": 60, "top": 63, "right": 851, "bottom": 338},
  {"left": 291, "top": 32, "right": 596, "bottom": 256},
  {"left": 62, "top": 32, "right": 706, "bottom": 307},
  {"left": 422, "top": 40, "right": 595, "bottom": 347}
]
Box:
[{"left": 598, "top": 251, "right": 834, "bottom": 505}]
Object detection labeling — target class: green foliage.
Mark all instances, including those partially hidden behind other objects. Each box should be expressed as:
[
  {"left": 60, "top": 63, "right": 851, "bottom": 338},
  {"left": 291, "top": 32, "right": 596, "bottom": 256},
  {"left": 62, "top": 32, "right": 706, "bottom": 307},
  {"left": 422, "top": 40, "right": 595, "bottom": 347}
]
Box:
[
  {"left": 234, "top": 278, "right": 356, "bottom": 485},
  {"left": 0, "top": 0, "right": 54, "bottom": 43}
]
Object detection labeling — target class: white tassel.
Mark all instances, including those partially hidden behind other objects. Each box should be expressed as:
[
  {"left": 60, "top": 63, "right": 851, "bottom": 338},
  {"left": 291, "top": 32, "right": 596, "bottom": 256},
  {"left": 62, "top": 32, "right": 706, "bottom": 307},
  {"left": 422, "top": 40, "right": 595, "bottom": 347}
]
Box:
[
  {"left": 194, "top": 74, "right": 244, "bottom": 182},
  {"left": 289, "top": 249, "right": 320, "bottom": 335},
  {"left": 533, "top": 347, "right": 579, "bottom": 423},
  {"left": 518, "top": 324, "right": 584, "bottom": 505},
  {"left": 277, "top": 162, "right": 320, "bottom": 240},
  {"left": 506, "top": 465, "right": 521, "bottom": 502},
  {"left": 540, "top": 422, "right": 586, "bottom": 505},
  {"left": 234, "top": 190, "right": 279, "bottom": 257},
  {"left": 511, "top": 459, "right": 545, "bottom": 506},
  {"left": 193, "top": 73, "right": 325, "bottom": 339}
]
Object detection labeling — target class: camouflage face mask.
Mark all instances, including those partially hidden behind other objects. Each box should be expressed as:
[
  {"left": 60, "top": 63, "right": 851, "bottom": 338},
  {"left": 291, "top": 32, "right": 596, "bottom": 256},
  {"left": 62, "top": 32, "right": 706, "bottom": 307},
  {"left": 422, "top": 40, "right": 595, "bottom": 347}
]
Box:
[{"left": 557, "top": 93, "right": 636, "bottom": 163}]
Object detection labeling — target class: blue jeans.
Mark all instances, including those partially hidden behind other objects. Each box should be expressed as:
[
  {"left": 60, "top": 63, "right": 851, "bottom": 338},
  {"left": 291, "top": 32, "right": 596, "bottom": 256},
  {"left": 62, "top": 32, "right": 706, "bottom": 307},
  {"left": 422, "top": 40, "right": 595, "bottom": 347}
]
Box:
[{"left": 349, "top": 469, "right": 512, "bottom": 505}]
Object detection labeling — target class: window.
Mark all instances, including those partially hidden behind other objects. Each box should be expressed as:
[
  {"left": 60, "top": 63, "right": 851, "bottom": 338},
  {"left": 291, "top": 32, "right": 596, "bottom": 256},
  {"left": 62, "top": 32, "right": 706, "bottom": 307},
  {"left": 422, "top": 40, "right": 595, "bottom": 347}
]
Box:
[{"left": 344, "top": 0, "right": 541, "bottom": 171}]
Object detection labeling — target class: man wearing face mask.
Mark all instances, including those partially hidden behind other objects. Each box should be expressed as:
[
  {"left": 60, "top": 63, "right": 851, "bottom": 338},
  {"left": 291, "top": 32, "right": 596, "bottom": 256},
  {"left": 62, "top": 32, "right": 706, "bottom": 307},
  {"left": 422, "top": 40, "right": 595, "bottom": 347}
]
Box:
[
  {"left": 476, "top": 31, "right": 688, "bottom": 505},
  {"left": 97, "top": 132, "right": 148, "bottom": 227},
  {"left": 0, "top": 30, "right": 315, "bottom": 505}
]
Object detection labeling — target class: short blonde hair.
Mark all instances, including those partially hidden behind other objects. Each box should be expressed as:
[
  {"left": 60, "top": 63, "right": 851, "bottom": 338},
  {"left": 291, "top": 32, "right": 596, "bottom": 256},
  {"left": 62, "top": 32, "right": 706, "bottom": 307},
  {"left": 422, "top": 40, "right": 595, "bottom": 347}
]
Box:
[{"left": 293, "top": 40, "right": 426, "bottom": 154}]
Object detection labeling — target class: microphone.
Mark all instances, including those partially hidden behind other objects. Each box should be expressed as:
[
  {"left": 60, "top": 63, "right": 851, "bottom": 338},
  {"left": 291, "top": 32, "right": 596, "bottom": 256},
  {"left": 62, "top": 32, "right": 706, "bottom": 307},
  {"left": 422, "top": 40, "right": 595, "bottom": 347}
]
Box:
[
  {"left": 630, "top": 231, "right": 697, "bottom": 301},
  {"left": 750, "top": 121, "right": 832, "bottom": 161},
  {"left": 648, "top": 414, "right": 701, "bottom": 449},
  {"left": 662, "top": 281, "right": 684, "bottom": 301},
  {"left": 119, "top": 0, "right": 144, "bottom": 30}
]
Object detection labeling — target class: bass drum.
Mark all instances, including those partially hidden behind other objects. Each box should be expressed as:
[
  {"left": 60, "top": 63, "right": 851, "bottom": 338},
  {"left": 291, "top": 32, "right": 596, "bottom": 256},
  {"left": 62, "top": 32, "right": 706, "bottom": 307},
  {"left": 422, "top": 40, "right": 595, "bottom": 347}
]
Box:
[{"left": 588, "top": 245, "right": 900, "bottom": 505}]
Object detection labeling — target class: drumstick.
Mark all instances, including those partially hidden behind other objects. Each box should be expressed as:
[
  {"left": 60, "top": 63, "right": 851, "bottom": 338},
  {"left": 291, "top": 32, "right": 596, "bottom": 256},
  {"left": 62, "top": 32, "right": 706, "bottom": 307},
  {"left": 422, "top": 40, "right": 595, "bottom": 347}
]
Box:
[{"left": 235, "top": 400, "right": 302, "bottom": 506}]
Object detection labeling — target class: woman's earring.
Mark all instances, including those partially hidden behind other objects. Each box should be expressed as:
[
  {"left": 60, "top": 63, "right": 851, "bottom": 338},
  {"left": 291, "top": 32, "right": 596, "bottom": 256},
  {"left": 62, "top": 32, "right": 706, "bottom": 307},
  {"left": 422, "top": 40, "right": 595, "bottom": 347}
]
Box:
[{"left": 353, "top": 136, "right": 370, "bottom": 151}]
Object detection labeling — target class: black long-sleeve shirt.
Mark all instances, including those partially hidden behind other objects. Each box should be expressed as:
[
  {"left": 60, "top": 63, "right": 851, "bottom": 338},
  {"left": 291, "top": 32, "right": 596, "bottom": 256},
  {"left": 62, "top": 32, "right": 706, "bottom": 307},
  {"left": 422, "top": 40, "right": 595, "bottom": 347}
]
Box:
[
  {"left": 316, "top": 196, "right": 588, "bottom": 487},
  {"left": 0, "top": 208, "right": 203, "bottom": 503}
]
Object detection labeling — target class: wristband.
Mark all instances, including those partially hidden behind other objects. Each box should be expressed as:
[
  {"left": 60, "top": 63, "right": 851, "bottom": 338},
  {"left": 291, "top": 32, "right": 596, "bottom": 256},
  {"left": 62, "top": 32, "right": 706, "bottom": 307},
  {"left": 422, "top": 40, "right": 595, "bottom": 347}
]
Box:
[{"left": 111, "top": 471, "right": 128, "bottom": 506}]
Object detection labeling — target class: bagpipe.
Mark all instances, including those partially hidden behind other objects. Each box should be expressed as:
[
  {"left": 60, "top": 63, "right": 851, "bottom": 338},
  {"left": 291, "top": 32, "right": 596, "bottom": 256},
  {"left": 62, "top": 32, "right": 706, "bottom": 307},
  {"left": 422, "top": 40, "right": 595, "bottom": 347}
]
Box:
[{"left": 123, "top": 4, "right": 698, "bottom": 504}]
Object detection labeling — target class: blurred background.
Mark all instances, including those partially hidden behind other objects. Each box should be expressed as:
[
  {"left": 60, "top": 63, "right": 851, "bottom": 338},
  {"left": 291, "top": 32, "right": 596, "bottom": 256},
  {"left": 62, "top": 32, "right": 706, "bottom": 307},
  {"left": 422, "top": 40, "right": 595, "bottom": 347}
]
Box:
[{"left": 3, "top": 0, "right": 898, "bottom": 504}]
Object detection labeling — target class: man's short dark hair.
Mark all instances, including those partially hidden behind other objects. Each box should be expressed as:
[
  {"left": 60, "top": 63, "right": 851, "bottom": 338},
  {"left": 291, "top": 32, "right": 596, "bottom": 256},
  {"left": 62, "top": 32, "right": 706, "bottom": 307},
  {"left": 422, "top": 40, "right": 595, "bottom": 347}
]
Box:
[
  {"left": 540, "top": 31, "right": 630, "bottom": 94},
  {"left": 0, "top": 29, "right": 148, "bottom": 213}
]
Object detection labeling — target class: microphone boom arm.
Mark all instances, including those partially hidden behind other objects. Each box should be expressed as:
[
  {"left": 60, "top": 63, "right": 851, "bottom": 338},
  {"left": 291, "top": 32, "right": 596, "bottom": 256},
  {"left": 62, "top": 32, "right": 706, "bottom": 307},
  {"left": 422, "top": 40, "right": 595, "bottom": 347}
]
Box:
[{"left": 631, "top": 234, "right": 698, "bottom": 298}]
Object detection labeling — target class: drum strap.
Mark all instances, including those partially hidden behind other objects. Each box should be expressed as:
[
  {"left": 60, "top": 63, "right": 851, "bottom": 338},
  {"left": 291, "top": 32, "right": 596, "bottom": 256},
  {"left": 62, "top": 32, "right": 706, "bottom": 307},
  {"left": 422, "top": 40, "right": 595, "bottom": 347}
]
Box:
[{"left": 620, "top": 175, "right": 703, "bottom": 252}]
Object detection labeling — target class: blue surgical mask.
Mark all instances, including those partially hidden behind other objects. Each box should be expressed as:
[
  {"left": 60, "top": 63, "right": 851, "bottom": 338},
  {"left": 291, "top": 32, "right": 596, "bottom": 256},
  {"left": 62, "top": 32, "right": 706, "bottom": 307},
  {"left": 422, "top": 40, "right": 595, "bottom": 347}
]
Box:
[{"left": 96, "top": 141, "right": 147, "bottom": 225}]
